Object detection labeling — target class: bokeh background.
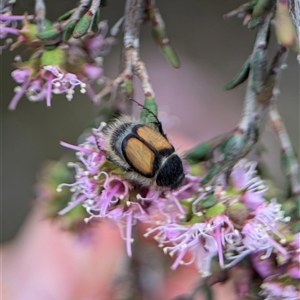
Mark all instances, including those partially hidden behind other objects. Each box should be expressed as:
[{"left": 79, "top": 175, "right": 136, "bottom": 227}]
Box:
[{"left": 1, "top": 0, "right": 299, "bottom": 243}]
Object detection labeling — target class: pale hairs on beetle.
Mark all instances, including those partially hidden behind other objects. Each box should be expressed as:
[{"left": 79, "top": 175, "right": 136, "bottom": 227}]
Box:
[{"left": 101, "top": 98, "right": 185, "bottom": 190}]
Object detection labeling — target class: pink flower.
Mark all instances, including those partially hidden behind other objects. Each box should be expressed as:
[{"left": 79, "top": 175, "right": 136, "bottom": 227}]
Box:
[
  {"left": 0, "top": 0, "right": 33, "bottom": 52},
  {"left": 57, "top": 123, "right": 108, "bottom": 215},
  {"left": 83, "top": 20, "right": 117, "bottom": 59},
  {"left": 260, "top": 282, "right": 299, "bottom": 300},
  {"left": 43, "top": 65, "right": 87, "bottom": 102},
  {"left": 210, "top": 215, "right": 235, "bottom": 267},
  {"left": 231, "top": 159, "right": 267, "bottom": 210},
  {"left": 107, "top": 201, "right": 147, "bottom": 257},
  {"left": 288, "top": 233, "right": 300, "bottom": 279},
  {"left": 7, "top": 19, "right": 116, "bottom": 110},
  {"left": 9, "top": 63, "right": 90, "bottom": 110},
  {"left": 173, "top": 173, "right": 201, "bottom": 200},
  {"left": 242, "top": 200, "right": 287, "bottom": 258},
  {"left": 145, "top": 223, "right": 218, "bottom": 276},
  {"left": 251, "top": 251, "right": 275, "bottom": 278}
]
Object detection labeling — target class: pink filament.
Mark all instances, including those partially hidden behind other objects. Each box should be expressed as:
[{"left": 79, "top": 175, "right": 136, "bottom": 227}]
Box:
[{"left": 8, "top": 78, "right": 30, "bottom": 110}]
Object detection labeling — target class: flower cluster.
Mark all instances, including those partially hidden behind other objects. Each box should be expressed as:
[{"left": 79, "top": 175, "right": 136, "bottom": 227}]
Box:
[
  {"left": 57, "top": 123, "right": 200, "bottom": 256},
  {"left": 57, "top": 121, "right": 297, "bottom": 292},
  {"left": 1, "top": 8, "right": 115, "bottom": 109},
  {"left": 0, "top": 0, "right": 34, "bottom": 53},
  {"left": 145, "top": 199, "right": 289, "bottom": 276},
  {"left": 260, "top": 282, "right": 299, "bottom": 300},
  {"left": 252, "top": 232, "right": 300, "bottom": 300}
]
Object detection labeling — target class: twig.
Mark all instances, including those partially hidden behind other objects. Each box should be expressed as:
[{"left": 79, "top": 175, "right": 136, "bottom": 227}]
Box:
[
  {"left": 199, "top": 12, "right": 276, "bottom": 186},
  {"left": 0, "top": 0, "right": 6, "bottom": 11},
  {"left": 90, "top": 0, "right": 100, "bottom": 14},
  {"left": 223, "top": 3, "right": 249, "bottom": 19},
  {"left": 269, "top": 107, "right": 300, "bottom": 196},
  {"left": 256, "top": 45, "right": 288, "bottom": 126},
  {"left": 123, "top": 0, "right": 141, "bottom": 49},
  {"left": 0, "top": 0, "right": 12, "bottom": 11},
  {"left": 111, "top": 229, "right": 164, "bottom": 300},
  {"left": 88, "top": 0, "right": 101, "bottom": 33},
  {"left": 252, "top": 44, "right": 299, "bottom": 196},
  {"left": 35, "top": 0, "right": 46, "bottom": 33},
  {"left": 94, "top": 0, "right": 155, "bottom": 103},
  {"left": 289, "top": 0, "right": 300, "bottom": 61},
  {"left": 70, "top": 0, "right": 92, "bottom": 22},
  {"left": 238, "top": 12, "right": 272, "bottom": 134}
]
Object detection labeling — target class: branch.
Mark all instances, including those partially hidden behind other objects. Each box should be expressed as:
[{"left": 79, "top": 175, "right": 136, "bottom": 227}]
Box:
[
  {"left": 269, "top": 107, "right": 300, "bottom": 197},
  {"left": 70, "top": 0, "right": 92, "bottom": 22},
  {"left": 0, "top": 0, "right": 14, "bottom": 11},
  {"left": 94, "top": 0, "right": 155, "bottom": 104},
  {"left": 237, "top": 12, "right": 272, "bottom": 133},
  {"left": 35, "top": 0, "right": 46, "bottom": 33},
  {"left": 289, "top": 0, "right": 300, "bottom": 61},
  {"left": 255, "top": 45, "right": 288, "bottom": 126}
]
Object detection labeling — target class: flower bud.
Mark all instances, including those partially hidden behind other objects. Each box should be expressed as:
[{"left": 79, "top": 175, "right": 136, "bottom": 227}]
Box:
[
  {"left": 227, "top": 202, "right": 249, "bottom": 225},
  {"left": 57, "top": 9, "right": 75, "bottom": 22},
  {"left": 19, "top": 23, "right": 38, "bottom": 42},
  {"left": 40, "top": 47, "right": 66, "bottom": 69},
  {"left": 274, "top": 0, "right": 297, "bottom": 47}
]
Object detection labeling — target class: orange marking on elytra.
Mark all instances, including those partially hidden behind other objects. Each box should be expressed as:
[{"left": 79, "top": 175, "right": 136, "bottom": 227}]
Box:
[
  {"left": 136, "top": 126, "right": 173, "bottom": 152},
  {"left": 125, "top": 137, "right": 155, "bottom": 176}
]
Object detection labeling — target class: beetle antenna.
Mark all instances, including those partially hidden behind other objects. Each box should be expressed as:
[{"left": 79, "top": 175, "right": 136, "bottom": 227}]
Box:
[
  {"left": 127, "top": 97, "right": 160, "bottom": 123},
  {"left": 127, "top": 97, "right": 167, "bottom": 138}
]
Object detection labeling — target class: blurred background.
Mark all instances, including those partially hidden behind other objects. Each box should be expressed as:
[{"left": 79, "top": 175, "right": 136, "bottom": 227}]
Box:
[{"left": 1, "top": 0, "right": 299, "bottom": 243}]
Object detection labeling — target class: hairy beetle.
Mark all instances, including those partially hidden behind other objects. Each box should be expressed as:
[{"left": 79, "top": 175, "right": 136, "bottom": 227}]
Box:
[{"left": 103, "top": 114, "right": 185, "bottom": 190}]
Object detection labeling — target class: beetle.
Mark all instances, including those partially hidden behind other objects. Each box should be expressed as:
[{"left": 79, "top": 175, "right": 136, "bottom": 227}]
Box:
[{"left": 102, "top": 112, "right": 185, "bottom": 190}]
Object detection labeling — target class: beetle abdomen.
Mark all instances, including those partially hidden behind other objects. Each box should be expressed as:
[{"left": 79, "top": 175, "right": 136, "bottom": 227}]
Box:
[{"left": 156, "top": 154, "right": 184, "bottom": 189}]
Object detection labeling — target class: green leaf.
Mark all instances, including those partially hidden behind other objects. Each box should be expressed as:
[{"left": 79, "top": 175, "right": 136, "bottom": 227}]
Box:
[
  {"left": 223, "top": 58, "right": 250, "bottom": 90},
  {"left": 251, "top": 47, "right": 267, "bottom": 93},
  {"left": 73, "top": 11, "right": 93, "bottom": 39},
  {"left": 62, "top": 20, "right": 77, "bottom": 42},
  {"left": 91, "top": 9, "right": 100, "bottom": 33},
  {"left": 205, "top": 203, "right": 226, "bottom": 218},
  {"left": 243, "top": 0, "right": 259, "bottom": 14},
  {"left": 200, "top": 195, "right": 218, "bottom": 209},
  {"left": 252, "top": 0, "right": 274, "bottom": 17},
  {"left": 162, "top": 44, "right": 180, "bottom": 69},
  {"left": 140, "top": 97, "right": 158, "bottom": 123},
  {"left": 151, "top": 7, "right": 180, "bottom": 69},
  {"left": 37, "top": 28, "right": 61, "bottom": 41},
  {"left": 186, "top": 133, "right": 229, "bottom": 164},
  {"left": 248, "top": 16, "right": 263, "bottom": 29},
  {"left": 57, "top": 9, "right": 75, "bottom": 22}
]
